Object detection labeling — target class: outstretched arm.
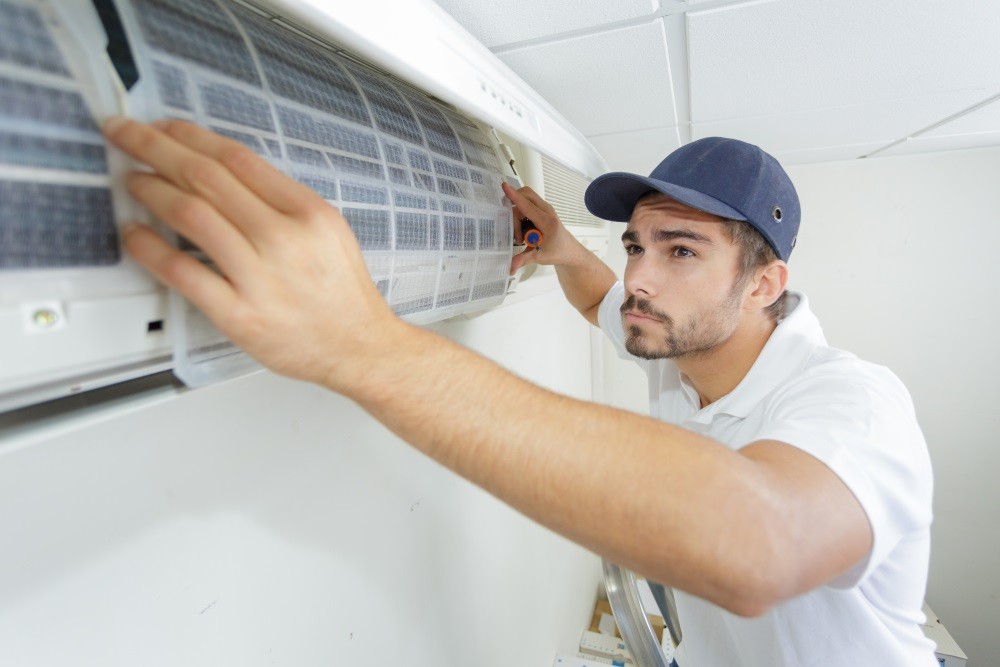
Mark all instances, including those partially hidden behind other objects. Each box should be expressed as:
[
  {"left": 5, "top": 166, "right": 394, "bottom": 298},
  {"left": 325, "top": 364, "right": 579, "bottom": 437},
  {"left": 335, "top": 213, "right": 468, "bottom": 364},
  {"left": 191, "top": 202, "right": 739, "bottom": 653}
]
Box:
[{"left": 105, "top": 118, "right": 873, "bottom": 618}]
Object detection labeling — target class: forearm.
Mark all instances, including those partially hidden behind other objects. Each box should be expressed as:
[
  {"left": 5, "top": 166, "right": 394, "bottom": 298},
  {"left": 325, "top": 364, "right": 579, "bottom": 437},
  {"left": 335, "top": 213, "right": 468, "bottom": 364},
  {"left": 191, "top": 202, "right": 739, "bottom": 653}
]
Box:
[
  {"left": 346, "top": 319, "right": 790, "bottom": 615},
  {"left": 552, "top": 238, "right": 617, "bottom": 326}
]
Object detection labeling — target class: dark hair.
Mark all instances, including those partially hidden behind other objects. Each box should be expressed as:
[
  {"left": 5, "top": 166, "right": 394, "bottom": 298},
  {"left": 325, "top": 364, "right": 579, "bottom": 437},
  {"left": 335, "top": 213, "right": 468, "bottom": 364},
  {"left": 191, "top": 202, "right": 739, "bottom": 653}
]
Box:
[{"left": 720, "top": 219, "right": 788, "bottom": 323}]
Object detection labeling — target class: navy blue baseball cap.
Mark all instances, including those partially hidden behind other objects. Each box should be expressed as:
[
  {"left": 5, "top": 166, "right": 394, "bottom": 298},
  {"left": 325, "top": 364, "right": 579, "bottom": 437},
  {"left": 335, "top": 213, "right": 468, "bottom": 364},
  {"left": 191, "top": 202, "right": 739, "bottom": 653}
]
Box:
[{"left": 584, "top": 137, "right": 801, "bottom": 261}]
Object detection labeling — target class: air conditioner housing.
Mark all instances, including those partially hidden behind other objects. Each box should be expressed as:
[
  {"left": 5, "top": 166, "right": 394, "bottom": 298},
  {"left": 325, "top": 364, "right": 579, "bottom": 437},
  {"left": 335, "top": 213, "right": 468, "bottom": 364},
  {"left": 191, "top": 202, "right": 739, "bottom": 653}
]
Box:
[{"left": 0, "top": 0, "right": 609, "bottom": 411}]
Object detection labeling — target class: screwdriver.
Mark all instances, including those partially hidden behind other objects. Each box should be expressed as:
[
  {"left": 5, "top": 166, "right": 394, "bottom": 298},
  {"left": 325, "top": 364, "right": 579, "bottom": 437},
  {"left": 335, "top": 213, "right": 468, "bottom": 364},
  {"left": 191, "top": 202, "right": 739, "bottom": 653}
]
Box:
[{"left": 522, "top": 219, "right": 543, "bottom": 252}]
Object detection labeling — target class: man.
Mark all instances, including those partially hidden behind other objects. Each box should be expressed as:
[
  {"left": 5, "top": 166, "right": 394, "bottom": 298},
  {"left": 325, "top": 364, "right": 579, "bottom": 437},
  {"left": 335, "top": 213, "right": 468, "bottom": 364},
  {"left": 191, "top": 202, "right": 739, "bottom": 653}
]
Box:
[{"left": 101, "top": 117, "right": 935, "bottom": 666}]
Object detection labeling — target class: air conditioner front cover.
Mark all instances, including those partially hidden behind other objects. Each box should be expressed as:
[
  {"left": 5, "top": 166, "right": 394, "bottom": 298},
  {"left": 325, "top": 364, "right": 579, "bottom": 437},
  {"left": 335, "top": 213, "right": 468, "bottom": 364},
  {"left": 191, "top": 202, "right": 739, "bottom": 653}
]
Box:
[
  {"left": 114, "top": 0, "right": 519, "bottom": 385},
  {"left": 0, "top": 0, "right": 519, "bottom": 399}
]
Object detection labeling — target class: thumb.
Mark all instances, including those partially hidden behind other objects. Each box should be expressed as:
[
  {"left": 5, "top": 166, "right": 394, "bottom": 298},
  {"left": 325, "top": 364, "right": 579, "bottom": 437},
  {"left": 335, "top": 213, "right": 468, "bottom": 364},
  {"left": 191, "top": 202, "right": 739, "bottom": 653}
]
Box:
[{"left": 509, "top": 246, "right": 537, "bottom": 275}]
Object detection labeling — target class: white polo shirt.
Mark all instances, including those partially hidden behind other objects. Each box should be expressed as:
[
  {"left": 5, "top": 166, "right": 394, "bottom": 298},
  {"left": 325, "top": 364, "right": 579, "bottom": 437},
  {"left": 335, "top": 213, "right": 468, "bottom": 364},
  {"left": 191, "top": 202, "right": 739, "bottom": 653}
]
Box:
[{"left": 598, "top": 283, "right": 936, "bottom": 667}]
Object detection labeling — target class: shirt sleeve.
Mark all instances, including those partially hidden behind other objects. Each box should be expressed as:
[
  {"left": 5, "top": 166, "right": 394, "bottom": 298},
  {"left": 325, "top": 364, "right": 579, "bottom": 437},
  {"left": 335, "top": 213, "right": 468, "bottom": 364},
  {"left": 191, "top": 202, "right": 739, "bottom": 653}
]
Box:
[{"left": 753, "top": 361, "right": 934, "bottom": 589}]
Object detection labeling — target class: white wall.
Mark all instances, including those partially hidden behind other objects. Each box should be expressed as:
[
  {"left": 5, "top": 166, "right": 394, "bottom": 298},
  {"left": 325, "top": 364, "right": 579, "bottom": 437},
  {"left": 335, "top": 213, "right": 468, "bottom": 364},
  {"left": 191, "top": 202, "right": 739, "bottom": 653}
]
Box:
[
  {"left": 788, "top": 146, "right": 1000, "bottom": 665},
  {"left": 0, "top": 283, "right": 602, "bottom": 666},
  {"left": 600, "top": 145, "right": 1000, "bottom": 664}
]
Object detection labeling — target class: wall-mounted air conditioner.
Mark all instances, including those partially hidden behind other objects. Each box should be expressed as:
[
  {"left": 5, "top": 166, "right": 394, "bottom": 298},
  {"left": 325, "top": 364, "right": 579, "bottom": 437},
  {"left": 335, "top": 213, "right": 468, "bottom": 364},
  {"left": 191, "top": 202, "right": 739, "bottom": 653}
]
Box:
[{"left": 0, "top": 0, "right": 609, "bottom": 411}]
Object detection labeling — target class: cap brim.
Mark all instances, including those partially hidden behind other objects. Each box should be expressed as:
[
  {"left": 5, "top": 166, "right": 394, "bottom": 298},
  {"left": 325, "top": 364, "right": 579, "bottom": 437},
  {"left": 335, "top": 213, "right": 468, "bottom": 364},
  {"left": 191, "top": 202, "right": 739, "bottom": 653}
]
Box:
[{"left": 584, "top": 172, "right": 748, "bottom": 223}]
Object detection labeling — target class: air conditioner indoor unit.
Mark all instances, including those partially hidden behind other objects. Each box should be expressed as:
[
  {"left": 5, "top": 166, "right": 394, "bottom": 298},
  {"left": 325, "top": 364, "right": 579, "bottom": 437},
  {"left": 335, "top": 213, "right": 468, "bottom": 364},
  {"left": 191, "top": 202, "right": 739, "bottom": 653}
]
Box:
[{"left": 0, "top": 0, "right": 610, "bottom": 412}]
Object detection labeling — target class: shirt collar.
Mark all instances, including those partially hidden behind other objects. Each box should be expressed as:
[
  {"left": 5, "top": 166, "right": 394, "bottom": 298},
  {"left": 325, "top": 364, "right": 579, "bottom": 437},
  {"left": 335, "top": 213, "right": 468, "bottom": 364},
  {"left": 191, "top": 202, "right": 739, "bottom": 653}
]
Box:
[{"left": 681, "top": 292, "right": 827, "bottom": 421}]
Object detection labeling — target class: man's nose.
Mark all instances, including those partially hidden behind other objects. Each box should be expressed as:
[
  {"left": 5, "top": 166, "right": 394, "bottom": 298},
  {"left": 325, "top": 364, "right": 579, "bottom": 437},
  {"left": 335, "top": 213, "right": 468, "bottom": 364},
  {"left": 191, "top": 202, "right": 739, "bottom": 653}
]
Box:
[{"left": 624, "top": 257, "right": 657, "bottom": 298}]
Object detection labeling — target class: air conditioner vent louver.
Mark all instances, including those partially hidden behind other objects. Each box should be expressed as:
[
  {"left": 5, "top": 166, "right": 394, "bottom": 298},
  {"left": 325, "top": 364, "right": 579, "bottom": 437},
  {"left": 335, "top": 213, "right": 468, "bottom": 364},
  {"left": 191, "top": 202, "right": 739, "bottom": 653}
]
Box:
[
  {"left": 539, "top": 153, "right": 609, "bottom": 257},
  {"left": 540, "top": 155, "right": 602, "bottom": 228}
]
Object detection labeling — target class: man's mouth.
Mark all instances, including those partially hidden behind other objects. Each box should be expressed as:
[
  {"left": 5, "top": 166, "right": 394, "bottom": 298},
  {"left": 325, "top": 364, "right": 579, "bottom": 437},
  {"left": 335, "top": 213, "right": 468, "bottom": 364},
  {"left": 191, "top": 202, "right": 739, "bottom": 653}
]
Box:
[
  {"left": 621, "top": 295, "right": 670, "bottom": 326},
  {"left": 623, "top": 311, "right": 661, "bottom": 324}
]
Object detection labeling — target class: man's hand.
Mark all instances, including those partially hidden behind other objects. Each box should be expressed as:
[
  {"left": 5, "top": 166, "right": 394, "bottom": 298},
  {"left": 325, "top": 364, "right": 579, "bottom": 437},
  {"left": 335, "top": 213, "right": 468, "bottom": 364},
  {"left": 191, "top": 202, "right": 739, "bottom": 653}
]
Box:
[
  {"left": 102, "top": 117, "right": 401, "bottom": 393},
  {"left": 503, "top": 182, "right": 617, "bottom": 325},
  {"left": 503, "top": 182, "right": 590, "bottom": 275}
]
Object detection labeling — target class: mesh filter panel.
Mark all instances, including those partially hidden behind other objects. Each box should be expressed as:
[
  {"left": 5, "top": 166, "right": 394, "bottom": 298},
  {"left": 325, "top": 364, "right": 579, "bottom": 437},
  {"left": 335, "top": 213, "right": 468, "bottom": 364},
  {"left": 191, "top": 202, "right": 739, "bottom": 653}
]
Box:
[
  {"left": 278, "top": 106, "right": 379, "bottom": 158},
  {"left": 0, "top": 77, "right": 99, "bottom": 132},
  {"left": 153, "top": 60, "right": 192, "bottom": 110},
  {"left": 0, "top": 133, "right": 108, "bottom": 173},
  {"left": 0, "top": 182, "right": 118, "bottom": 268},
  {"left": 0, "top": 2, "right": 119, "bottom": 270},
  {"left": 342, "top": 208, "right": 390, "bottom": 251},
  {"left": 403, "top": 93, "right": 463, "bottom": 161},
  {"left": 395, "top": 212, "right": 429, "bottom": 250},
  {"left": 347, "top": 66, "right": 423, "bottom": 145},
  {"left": 287, "top": 143, "right": 327, "bottom": 167},
  {"left": 0, "top": 1, "right": 70, "bottom": 75},
  {"left": 209, "top": 125, "right": 268, "bottom": 155},
  {"left": 132, "top": 0, "right": 260, "bottom": 85},
  {"left": 199, "top": 82, "right": 274, "bottom": 131},
  {"left": 341, "top": 181, "right": 389, "bottom": 206},
  {"left": 295, "top": 174, "right": 337, "bottom": 201},
  {"left": 119, "top": 0, "right": 512, "bottom": 324},
  {"left": 238, "top": 9, "right": 369, "bottom": 125}
]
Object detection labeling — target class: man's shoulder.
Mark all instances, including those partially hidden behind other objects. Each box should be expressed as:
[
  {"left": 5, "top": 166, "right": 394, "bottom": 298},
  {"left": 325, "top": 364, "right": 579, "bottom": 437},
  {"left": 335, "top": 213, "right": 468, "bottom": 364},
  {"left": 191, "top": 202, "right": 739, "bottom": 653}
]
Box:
[
  {"left": 766, "top": 344, "right": 917, "bottom": 423},
  {"left": 770, "top": 293, "right": 912, "bottom": 407}
]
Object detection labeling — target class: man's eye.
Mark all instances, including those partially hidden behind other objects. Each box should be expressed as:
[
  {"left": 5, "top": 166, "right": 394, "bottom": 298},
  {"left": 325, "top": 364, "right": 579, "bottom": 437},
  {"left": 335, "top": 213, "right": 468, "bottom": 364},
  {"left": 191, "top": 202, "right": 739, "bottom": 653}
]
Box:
[
  {"left": 673, "top": 246, "right": 695, "bottom": 258},
  {"left": 625, "top": 245, "right": 643, "bottom": 257}
]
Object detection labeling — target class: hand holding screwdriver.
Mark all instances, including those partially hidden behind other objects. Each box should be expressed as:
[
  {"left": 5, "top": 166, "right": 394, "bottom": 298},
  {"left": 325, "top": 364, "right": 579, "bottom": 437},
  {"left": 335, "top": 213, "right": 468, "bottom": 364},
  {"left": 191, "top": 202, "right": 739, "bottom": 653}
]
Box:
[{"left": 503, "top": 181, "right": 587, "bottom": 275}]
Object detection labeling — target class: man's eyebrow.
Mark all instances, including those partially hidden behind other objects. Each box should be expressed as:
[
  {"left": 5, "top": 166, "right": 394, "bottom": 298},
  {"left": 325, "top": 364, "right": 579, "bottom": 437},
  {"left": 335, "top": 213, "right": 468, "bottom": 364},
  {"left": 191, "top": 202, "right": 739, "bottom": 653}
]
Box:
[
  {"left": 621, "top": 228, "right": 716, "bottom": 245},
  {"left": 654, "top": 228, "right": 715, "bottom": 245}
]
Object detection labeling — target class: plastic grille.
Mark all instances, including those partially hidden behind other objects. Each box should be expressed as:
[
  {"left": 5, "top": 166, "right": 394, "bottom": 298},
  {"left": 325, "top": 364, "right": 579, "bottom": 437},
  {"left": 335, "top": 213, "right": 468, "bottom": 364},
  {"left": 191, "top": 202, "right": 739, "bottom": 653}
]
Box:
[
  {"left": 237, "top": 9, "right": 369, "bottom": 125},
  {"left": 0, "top": 182, "right": 119, "bottom": 268},
  {"left": 395, "top": 212, "right": 429, "bottom": 250},
  {"left": 209, "top": 125, "right": 268, "bottom": 155},
  {"left": 0, "top": 2, "right": 119, "bottom": 271},
  {"left": 0, "top": 132, "right": 107, "bottom": 173},
  {"left": 342, "top": 208, "right": 390, "bottom": 250},
  {"left": 118, "top": 0, "right": 512, "bottom": 325},
  {"left": 341, "top": 182, "right": 388, "bottom": 206},
  {"left": 0, "top": 1, "right": 70, "bottom": 75},
  {"left": 153, "top": 60, "right": 192, "bottom": 110},
  {"left": 287, "top": 143, "right": 327, "bottom": 167},
  {"left": 0, "top": 77, "right": 99, "bottom": 132},
  {"left": 132, "top": 0, "right": 260, "bottom": 85},
  {"left": 347, "top": 66, "right": 423, "bottom": 145},
  {"left": 295, "top": 174, "right": 337, "bottom": 201},
  {"left": 199, "top": 82, "right": 274, "bottom": 131},
  {"left": 402, "top": 93, "right": 463, "bottom": 160},
  {"left": 278, "top": 106, "right": 379, "bottom": 158}
]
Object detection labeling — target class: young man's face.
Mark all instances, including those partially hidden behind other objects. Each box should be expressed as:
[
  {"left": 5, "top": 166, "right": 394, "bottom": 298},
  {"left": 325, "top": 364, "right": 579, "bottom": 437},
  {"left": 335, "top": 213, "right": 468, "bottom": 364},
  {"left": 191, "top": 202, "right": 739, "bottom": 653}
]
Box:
[{"left": 620, "top": 194, "right": 747, "bottom": 361}]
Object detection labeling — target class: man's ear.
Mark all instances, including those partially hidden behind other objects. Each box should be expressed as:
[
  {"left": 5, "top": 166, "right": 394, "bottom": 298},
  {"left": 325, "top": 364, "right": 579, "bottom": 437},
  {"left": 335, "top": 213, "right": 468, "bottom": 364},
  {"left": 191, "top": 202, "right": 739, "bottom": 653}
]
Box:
[{"left": 747, "top": 260, "right": 788, "bottom": 311}]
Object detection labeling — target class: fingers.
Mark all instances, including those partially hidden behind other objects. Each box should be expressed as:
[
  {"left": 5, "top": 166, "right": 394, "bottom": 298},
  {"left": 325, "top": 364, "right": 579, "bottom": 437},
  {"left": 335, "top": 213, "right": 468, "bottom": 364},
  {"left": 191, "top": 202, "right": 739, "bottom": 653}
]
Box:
[
  {"left": 511, "top": 208, "right": 526, "bottom": 244},
  {"left": 125, "top": 171, "right": 257, "bottom": 282},
  {"left": 102, "top": 118, "right": 301, "bottom": 242},
  {"left": 502, "top": 182, "right": 561, "bottom": 244},
  {"left": 502, "top": 182, "right": 555, "bottom": 223},
  {"left": 122, "top": 223, "right": 239, "bottom": 319},
  {"left": 509, "top": 246, "right": 538, "bottom": 275},
  {"left": 149, "top": 119, "right": 324, "bottom": 216}
]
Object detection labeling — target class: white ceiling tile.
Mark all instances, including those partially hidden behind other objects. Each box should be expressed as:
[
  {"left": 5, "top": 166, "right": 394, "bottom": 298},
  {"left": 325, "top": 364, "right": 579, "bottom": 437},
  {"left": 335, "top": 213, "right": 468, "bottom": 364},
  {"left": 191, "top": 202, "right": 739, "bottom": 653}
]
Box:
[
  {"left": 586, "top": 127, "right": 683, "bottom": 174},
  {"left": 922, "top": 98, "right": 1000, "bottom": 138},
  {"left": 878, "top": 99, "right": 1000, "bottom": 157},
  {"left": 690, "top": 90, "right": 992, "bottom": 164},
  {"left": 498, "top": 22, "right": 677, "bottom": 136},
  {"left": 687, "top": 0, "right": 1000, "bottom": 123},
  {"left": 431, "top": 0, "right": 657, "bottom": 48},
  {"left": 774, "top": 143, "right": 891, "bottom": 166},
  {"left": 876, "top": 132, "right": 1000, "bottom": 158}
]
